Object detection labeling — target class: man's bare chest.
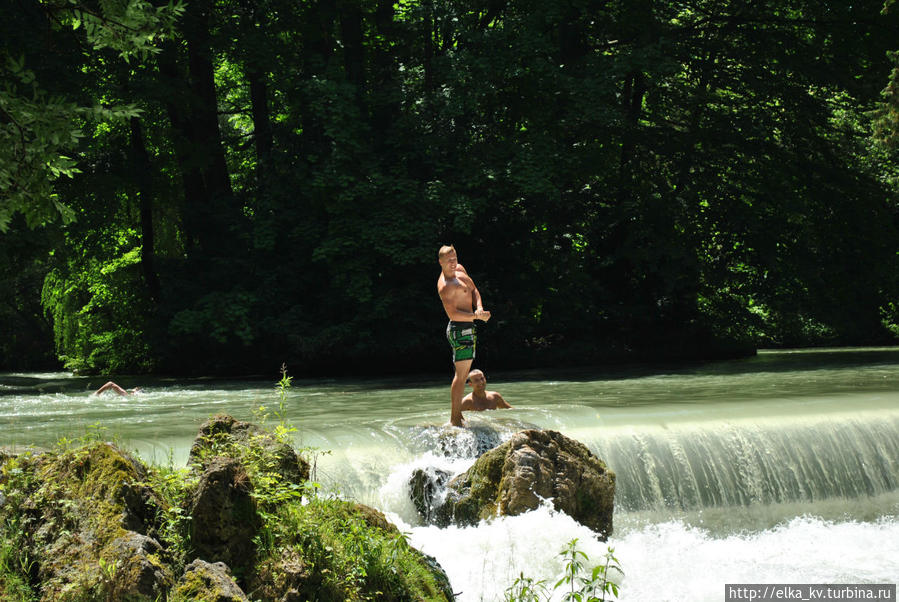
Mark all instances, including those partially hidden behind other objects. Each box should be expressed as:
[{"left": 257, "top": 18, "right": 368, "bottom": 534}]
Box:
[{"left": 449, "top": 273, "right": 473, "bottom": 295}]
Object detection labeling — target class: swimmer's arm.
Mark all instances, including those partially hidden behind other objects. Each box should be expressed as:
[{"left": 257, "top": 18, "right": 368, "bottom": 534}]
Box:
[
  {"left": 494, "top": 393, "right": 512, "bottom": 409},
  {"left": 460, "top": 394, "right": 475, "bottom": 411},
  {"left": 94, "top": 381, "right": 128, "bottom": 396}
]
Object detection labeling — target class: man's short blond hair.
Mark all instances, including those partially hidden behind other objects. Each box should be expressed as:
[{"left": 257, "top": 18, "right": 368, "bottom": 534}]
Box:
[
  {"left": 466, "top": 369, "right": 484, "bottom": 383},
  {"left": 438, "top": 245, "right": 456, "bottom": 261}
]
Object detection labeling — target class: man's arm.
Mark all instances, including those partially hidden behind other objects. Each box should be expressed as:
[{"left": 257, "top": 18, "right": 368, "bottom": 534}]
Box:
[
  {"left": 460, "top": 394, "right": 474, "bottom": 411},
  {"left": 440, "top": 291, "right": 479, "bottom": 322},
  {"left": 94, "top": 381, "right": 128, "bottom": 396},
  {"left": 459, "top": 264, "right": 485, "bottom": 311},
  {"left": 492, "top": 392, "right": 512, "bottom": 409},
  {"left": 439, "top": 280, "right": 485, "bottom": 321}
]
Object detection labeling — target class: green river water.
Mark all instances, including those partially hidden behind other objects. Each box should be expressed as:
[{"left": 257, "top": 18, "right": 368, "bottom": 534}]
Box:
[{"left": 2, "top": 347, "right": 898, "bottom": 601}]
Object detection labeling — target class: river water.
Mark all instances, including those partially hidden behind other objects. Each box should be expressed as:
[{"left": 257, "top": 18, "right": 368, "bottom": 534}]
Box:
[{"left": 2, "top": 348, "right": 898, "bottom": 601}]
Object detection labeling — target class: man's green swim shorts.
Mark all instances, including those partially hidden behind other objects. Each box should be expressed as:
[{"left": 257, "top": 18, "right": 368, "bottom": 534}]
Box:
[{"left": 446, "top": 321, "right": 476, "bottom": 362}]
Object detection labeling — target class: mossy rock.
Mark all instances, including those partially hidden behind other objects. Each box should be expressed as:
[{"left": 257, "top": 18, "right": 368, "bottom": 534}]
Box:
[
  {"left": 189, "top": 414, "right": 310, "bottom": 485},
  {"left": 1, "top": 442, "right": 173, "bottom": 600},
  {"left": 172, "top": 559, "right": 248, "bottom": 601},
  {"left": 250, "top": 499, "right": 455, "bottom": 601},
  {"left": 436, "top": 429, "right": 616, "bottom": 539},
  {"left": 188, "top": 456, "right": 261, "bottom": 583},
  {"left": 1, "top": 419, "right": 457, "bottom": 602}
]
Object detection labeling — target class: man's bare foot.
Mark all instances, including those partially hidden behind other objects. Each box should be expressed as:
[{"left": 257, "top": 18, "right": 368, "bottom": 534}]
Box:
[{"left": 449, "top": 415, "right": 466, "bottom": 427}]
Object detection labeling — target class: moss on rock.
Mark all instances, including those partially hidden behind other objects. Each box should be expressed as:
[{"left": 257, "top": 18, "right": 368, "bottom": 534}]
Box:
[
  {"left": 171, "top": 559, "right": 248, "bottom": 601},
  {"left": 0, "top": 442, "right": 173, "bottom": 600},
  {"left": 0, "top": 416, "right": 456, "bottom": 601},
  {"left": 435, "top": 429, "right": 616, "bottom": 538},
  {"left": 249, "top": 497, "right": 453, "bottom": 601}
]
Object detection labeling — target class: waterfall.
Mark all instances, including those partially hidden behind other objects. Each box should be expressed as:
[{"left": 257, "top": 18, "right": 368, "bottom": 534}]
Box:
[{"left": 587, "top": 410, "right": 899, "bottom": 512}]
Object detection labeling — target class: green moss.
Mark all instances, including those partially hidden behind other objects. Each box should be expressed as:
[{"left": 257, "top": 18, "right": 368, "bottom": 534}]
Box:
[
  {"left": 170, "top": 568, "right": 221, "bottom": 600},
  {"left": 445, "top": 438, "right": 508, "bottom": 524},
  {"left": 0, "top": 443, "right": 169, "bottom": 600},
  {"left": 2, "top": 418, "right": 455, "bottom": 602},
  {"left": 251, "top": 497, "right": 452, "bottom": 601}
]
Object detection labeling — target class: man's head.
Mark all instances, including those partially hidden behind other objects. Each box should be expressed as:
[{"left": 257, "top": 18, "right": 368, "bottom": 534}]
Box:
[
  {"left": 466, "top": 369, "right": 486, "bottom": 390},
  {"left": 438, "top": 245, "right": 458, "bottom": 271}
]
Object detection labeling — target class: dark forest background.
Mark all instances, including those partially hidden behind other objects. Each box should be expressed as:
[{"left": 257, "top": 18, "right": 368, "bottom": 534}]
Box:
[{"left": 3, "top": 0, "right": 899, "bottom": 376}]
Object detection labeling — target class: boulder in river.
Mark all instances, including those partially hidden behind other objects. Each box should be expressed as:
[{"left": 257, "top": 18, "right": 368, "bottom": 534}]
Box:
[
  {"left": 434, "top": 429, "right": 616, "bottom": 539},
  {"left": 409, "top": 467, "right": 452, "bottom": 522},
  {"left": 0, "top": 418, "right": 456, "bottom": 601}
]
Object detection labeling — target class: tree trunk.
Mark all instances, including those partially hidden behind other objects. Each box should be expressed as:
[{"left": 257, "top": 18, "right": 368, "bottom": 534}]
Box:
[
  {"left": 156, "top": 43, "right": 209, "bottom": 254},
  {"left": 184, "top": 0, "right": 232, "bottom": 205},
  {"left": 618, "top": 70, "right": 646, "bottom": 182},
  {"left": 423, "top": 1, "right": 433, "bottom": 94},
  {"left": 301, "top": 0, "right": 336, "bottom": 154},
  {"left": 129, "top": 117, "right": 162, "bottom": 301}
]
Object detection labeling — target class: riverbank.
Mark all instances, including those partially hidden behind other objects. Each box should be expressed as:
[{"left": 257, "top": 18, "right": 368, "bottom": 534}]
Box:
[{"left": 0, "top": 415, "right": 455, "bottom": 601}]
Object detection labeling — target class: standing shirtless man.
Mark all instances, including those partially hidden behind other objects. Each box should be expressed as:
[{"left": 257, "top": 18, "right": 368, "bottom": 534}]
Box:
[{"left": 437, "top": 245, "right": 491, "bottom": 426}]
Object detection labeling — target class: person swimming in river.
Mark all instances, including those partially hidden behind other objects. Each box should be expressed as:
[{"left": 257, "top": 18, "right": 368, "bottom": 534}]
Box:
[
  {"left": 93, "top": 381, "right": 142, "bottom": 396},
  {"left": 460, "top": 369, "right": 512, "bottom": 413}
]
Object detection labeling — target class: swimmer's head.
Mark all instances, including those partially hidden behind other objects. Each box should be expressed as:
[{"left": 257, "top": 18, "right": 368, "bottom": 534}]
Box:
[{"left": 466, "top": 369, "right": 486, "bottom": 389}]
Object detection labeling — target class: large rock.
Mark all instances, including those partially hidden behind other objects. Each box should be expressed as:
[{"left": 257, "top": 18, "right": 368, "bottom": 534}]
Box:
[
  {"left": 173, "top": 559, "right": 249, "bottom": 601},
  {"left": 188, "top": 456, "right": 261, "bottom": 580},
  {"left": 189, "top": 413, "right": 310, "bottom": 485},
  {"left": 435, "top": 429, "right": 616, "bottom": 539},
  {"left": 3, "top": 443, "right": 173, "bottom": 600}
]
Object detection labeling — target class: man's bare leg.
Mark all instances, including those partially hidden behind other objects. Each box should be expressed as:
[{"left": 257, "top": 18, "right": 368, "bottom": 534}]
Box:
[{"left": 450, "top": 359, "right": 473, "bottom": 426}]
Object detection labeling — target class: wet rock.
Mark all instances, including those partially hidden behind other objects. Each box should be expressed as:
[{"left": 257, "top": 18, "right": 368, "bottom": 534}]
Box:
[
  {"left": 190, "top": 413, "right": 310, "bottom": 485},
  {"left": 434, "top": 424, "right": 504, "bottom": 458},
  {"left": 409, "top": 467, "right": 452, "bottom": 522},
  {"left": 435, "top": 429, "right": 616, "bottom": 539},
  {"left": 188, "top": 456, "right": 261, "bottom": 579},
  {"left": 174, "top": 559, "right": 249, "bottom": 601}
]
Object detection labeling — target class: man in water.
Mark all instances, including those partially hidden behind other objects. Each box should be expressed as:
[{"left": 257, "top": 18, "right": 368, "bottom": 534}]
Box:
[
  {"left": 437, "top": 245, "right": 491, "bottom": 426},
  {"left": 461, "top": 369, "right": 512, "bottom": 412},
  {"left": 93, "top": 381, "right": 141, "bottom": 396}
]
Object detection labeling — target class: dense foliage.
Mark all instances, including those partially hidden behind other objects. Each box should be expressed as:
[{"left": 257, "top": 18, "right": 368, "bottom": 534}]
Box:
[{"left": 3, "top": 0, "right": 899, "bottom": 375}]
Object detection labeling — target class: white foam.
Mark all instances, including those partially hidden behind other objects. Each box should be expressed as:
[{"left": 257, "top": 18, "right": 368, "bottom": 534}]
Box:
[{"left": 391, "top": 509, "right": 899, "bottom": 602}]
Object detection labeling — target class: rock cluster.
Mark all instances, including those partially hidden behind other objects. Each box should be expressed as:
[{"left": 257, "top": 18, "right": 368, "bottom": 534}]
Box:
[
  {"left": 0, "top": 415, "right": 454, "bottom": 601},
  {"left": 423, "top": 429, "right": 616, "bottom": 539}
]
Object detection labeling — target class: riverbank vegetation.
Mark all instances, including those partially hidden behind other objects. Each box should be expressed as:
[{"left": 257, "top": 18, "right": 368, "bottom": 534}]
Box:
[
  {"left": 3, "top": 0, "right": 899, "bottom": 375},
  {"left": 0, "top": 416, "right": 456, "bottom": 600}
]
